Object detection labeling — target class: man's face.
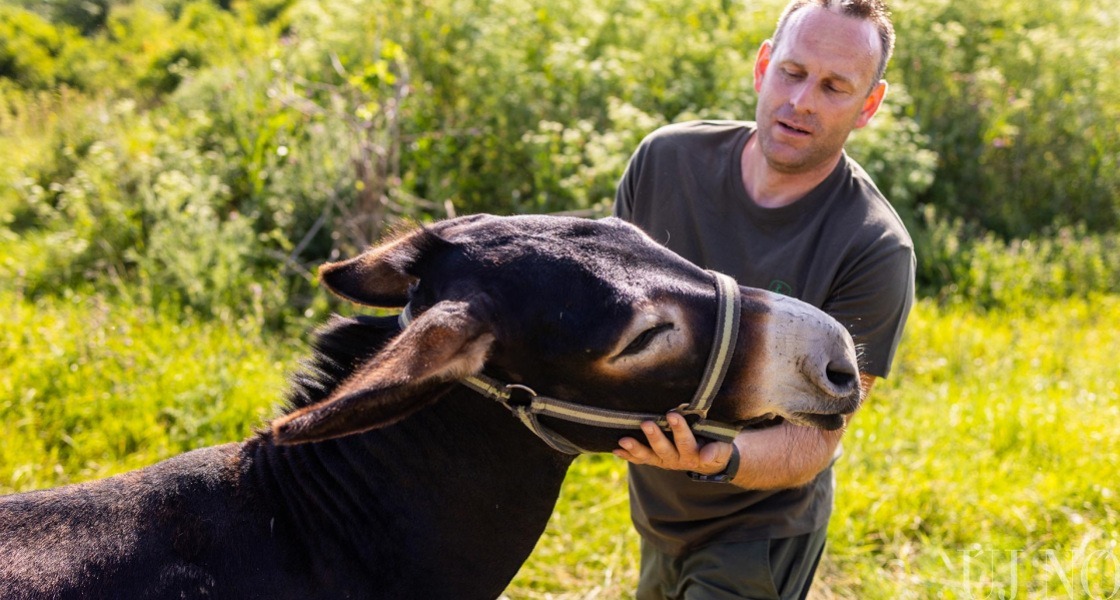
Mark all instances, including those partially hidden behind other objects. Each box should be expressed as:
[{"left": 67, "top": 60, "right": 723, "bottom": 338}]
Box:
[{"left": 753, "top": 6, "right": 886, "bottom": 174}]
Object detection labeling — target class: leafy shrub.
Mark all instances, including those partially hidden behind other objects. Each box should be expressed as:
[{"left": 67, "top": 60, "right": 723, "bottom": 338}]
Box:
[
  {"left": 3, "top": 0, "right": 1120, "bottom": 320},
  {"left": 31, "top": 0, "right": 111, "bottom": 34},
  {"left": 0, "top": 6, "right": 87, "bottom": 89},
  {"left": 520, "top": 99, "right": 667, "bottom": 216},
  {"left": 924, "top": 213, "right": 1120, "bottom": 308},
  {"left": 893, "top": 0, "right": 1120, "bottom": 237},
  {"left": 2, "top": 98, "right": 143, "bottom": 294}
]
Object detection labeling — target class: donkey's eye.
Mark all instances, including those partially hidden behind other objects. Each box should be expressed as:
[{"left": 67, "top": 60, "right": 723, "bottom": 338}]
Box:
[{"left": 619, "top": 323, "right": 674, "bottom": 357}]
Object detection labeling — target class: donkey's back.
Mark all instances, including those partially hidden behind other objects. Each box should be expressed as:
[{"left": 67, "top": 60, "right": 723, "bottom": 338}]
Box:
[{"left": 0, "top": 444, "right": 332, "bottom": 599}]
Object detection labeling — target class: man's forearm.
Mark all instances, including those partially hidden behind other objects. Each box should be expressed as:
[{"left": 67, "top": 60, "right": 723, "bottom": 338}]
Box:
[{"left": 728, "top": 420, "right": 844, "bottom": 490}]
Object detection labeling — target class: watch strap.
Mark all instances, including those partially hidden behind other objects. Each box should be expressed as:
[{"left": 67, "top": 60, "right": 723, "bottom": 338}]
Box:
[{"left": 688, "top": 443, "right": 740, "bottom": 484}]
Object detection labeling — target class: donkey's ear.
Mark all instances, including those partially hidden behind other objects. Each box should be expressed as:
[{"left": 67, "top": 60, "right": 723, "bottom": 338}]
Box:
[
  {"left": 319, "top": 227, "right": 451, "bottom": 307},
  {"left": 271, "top": 300, "right": 493, "bottom": 445}
]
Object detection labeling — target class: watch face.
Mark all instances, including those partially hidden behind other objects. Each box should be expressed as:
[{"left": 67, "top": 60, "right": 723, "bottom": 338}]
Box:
[{"left": 688, "top": 471, "right": 733, "bottom": 484}]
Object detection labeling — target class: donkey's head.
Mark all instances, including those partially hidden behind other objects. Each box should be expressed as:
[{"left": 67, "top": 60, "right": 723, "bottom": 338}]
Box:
[{"left": 271, "top": 214, "right": 860, "bottom": 451}]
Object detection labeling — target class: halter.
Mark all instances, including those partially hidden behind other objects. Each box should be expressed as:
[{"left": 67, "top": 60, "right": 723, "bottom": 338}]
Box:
[{"left": 397, "top": 271, "right": 743, "bottom": 455}]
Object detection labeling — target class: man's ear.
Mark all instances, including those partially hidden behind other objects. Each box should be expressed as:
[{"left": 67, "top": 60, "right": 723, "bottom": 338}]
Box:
[
  {"left": 753, "top": 39, "right": 774, "bottom": 94},
  {"left": 271, "top": 300, "right": 494, "bottom": 445},
  {"left": 854, "top": 80, "right": 888, "bottom": 129}
]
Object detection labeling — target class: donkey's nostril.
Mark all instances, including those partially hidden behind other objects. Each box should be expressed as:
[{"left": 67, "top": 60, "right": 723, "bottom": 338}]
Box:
[{"left": 825, "top": 364, "right": 857, "bottom": 389}]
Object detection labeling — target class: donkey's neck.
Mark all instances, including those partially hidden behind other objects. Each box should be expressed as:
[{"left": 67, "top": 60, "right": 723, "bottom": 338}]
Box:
[{"left": 244, "top": 386, "right": 573, "bottom": 598}]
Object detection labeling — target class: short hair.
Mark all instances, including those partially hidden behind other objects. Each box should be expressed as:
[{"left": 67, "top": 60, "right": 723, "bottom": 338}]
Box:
[{"left": 771, "top": 0, "right": 896, "bottom": 87}]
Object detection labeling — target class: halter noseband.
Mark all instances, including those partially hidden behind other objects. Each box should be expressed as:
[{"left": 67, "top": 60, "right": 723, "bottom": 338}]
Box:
[{"left": 397, "top": 271, "right": 743, "bottom": 455}]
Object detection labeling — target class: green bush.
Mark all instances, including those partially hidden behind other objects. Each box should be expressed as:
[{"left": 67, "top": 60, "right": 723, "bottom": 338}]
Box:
[
  {"left": 915, "top": 201, "right": 1120, "bottom": 307},
  {"left": 935, "top": 221, "right": 1120, "bottom": 309},
  {"left": 25, "top": 0, "right": 112, "bottom": 34},
  {"left": 893, "top": 0, "right": 1120, "bottom": 237},
  {"left": 2, "top": 0, "right": 1119, "bottom": 319},
  {"left": 1, "top": 0, "right": 300, "bottom": 323},
  {"left": 0, "top": 6, "right": 88, "bottom": 89}
]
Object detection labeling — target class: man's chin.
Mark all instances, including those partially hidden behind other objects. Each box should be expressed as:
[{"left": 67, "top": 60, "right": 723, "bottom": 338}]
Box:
[
  {"left": 758, "top": 136, "right": 839, "bottom": 176},
  {"left": 761, "top": 148, "right": 816, "bottom": 174}
]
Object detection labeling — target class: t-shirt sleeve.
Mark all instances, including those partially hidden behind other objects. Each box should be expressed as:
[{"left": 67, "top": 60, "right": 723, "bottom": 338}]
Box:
[
  {"left": 823, "top": 244, "right": 915, "bottom": 379},
  {"left": 613, "top": 144, "right": 645, "bottom": 221}
]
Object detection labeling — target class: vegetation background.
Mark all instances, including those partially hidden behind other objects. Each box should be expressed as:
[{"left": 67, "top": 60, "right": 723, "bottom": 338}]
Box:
[{"left": 1, "top": 0, "right": 1117, "bottom": 597}]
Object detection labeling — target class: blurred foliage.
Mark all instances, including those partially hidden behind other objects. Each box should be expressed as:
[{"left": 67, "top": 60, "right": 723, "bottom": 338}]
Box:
[
  {"left": 921, "top": 212, "right": 1120, "bottom": 307},
  {"left": 892, "top": 0, "right": 1120, "bottom": 238},
  {"left": 1, "top": 0, "right": 1118, "bottom": 324},
  {"left": 0, "top": 6, "right": 88, "bottom": 88},
  {"left": 0, "top": 290, "right": 292, "bottom": 492}
]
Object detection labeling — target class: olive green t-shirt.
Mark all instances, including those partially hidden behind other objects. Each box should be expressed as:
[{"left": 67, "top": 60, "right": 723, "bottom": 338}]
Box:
[{"left": 614, "top": 120, "right": 915, "bottom": 555}]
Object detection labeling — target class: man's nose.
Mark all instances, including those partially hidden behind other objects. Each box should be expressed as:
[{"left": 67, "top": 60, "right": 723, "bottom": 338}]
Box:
[{"left": 788, "top": 80, "right": 818, "bottom": 113}]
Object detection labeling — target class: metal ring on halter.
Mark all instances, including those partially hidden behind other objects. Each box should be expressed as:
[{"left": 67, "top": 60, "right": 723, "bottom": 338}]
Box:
[{"left": 502, "top": 384, "right": 538, "bottom": 407}]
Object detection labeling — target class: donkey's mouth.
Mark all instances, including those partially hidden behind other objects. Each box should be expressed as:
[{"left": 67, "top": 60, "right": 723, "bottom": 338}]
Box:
[{"left": 791, "top": 412, "right": 846, "bottom": 431}]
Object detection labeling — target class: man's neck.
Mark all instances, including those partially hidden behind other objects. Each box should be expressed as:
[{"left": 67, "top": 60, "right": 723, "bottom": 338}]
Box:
[{"left": 741, "top": 135, "right": 842, "bottom": 209}]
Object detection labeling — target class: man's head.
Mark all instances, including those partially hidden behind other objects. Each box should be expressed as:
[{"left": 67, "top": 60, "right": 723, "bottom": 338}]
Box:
[
  {"left": 773, "top": 0, "right": 895, "bottom": 88},
  {"left": 752, "top": 0, "right": 894, "bottom": 175}
]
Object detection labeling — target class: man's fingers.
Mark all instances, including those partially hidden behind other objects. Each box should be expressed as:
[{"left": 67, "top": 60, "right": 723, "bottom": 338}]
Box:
[
  {"left": 615, "top": 414, "right": 737, "bottom": 474},
  {"left": 666, "top": 412, "right": 699, "bottom": 448},
  {"left": 641, "top": 421, "right": 679, "bottom": 463},
  {"left": 615, "top": 436, "right": 654, "bottom": 464},
  {"left": 665, "top": 412, "right": 704, "bottom": 469}
]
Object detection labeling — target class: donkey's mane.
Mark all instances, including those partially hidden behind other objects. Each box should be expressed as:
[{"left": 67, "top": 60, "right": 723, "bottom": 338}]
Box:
[{"left": 281, "top": 314, "right": 401, "bottom": 413}]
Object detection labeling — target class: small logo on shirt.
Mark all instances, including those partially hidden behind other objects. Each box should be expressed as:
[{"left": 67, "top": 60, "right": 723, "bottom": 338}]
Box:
[{"left": 768, "top": 280, "right": 794, "bottom": 296}]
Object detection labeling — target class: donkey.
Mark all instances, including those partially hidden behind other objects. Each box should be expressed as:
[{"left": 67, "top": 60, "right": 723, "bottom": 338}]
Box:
[{"left": 0, "top": 214, "right": 861, "bottom": 599}]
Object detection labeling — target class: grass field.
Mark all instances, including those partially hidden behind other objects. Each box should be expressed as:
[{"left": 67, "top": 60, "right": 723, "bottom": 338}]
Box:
[{"left": 2, "top": 291, "right": 1118, "bottom": 598}]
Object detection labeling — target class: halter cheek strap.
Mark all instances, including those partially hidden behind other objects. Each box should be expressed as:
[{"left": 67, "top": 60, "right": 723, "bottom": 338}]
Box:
[
  {"left": 679, "top": 271, "right": 741, "bottom": 423},
  {"left": 398, "top": 271, "right": 744, "bottom": 455}
]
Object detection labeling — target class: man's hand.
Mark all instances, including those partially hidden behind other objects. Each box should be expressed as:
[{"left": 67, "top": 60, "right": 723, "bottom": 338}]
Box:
[{"left": 613, "top": 412, "right": 736, "bottom": 476}]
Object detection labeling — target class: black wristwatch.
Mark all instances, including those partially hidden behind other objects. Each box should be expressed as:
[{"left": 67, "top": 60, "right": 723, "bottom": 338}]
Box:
[{"left": 687, "top": 444, "right": 740, "bottom": 484}]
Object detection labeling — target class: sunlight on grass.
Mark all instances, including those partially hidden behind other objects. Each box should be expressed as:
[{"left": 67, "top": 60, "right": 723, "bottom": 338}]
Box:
[
  {"left": 504, "top": 454, "right": 639, "bottom": 599},
  {"left": 825, "top": 297, "right": 1120, "bottom": 599},
  {"left": 0, "top": 292, "right": 296, "bottom": 493}
]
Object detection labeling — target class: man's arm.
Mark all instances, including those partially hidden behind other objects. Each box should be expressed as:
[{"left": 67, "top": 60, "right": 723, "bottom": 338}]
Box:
[{"left": 615, "top": 374, "right": 877, "bottom": 490}]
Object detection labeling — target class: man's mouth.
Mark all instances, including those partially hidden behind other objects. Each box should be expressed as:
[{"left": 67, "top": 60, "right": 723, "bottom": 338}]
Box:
[{"left": 778, "top": 120, "right": 812, "bottom": 135}]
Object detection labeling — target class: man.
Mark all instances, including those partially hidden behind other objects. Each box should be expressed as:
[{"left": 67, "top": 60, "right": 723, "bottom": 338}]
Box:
[{"left": 612, "top": 1, "right": 915, "bottom": 598}]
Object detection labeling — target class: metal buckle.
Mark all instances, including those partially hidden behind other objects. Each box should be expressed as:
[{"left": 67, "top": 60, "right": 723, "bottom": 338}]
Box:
[{"left": 503, "top": 384, "right": 538, "bottom": 407}]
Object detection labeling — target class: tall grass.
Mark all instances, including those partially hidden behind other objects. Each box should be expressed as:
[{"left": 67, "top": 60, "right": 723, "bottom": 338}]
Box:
[
  {"left": 822, "top": 295, "right": 1120, "bottom": 599},
  {"left": 0, "top": 292, "right": 294, "bottom": 493},
  {"left": 2, "top": 292, "right": 1117, "bottom": 597}
]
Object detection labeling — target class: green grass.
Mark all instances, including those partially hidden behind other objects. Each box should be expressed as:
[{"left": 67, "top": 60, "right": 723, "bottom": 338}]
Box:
[
  {"left": 820, "top": 296, "right": 1120, "bottom": 599},
  {"left": 0, "top": 292, "right": 295, "bottom": 492},
  {"left": 2, "top": 291, "right": 1118, "bottom": 598}
]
